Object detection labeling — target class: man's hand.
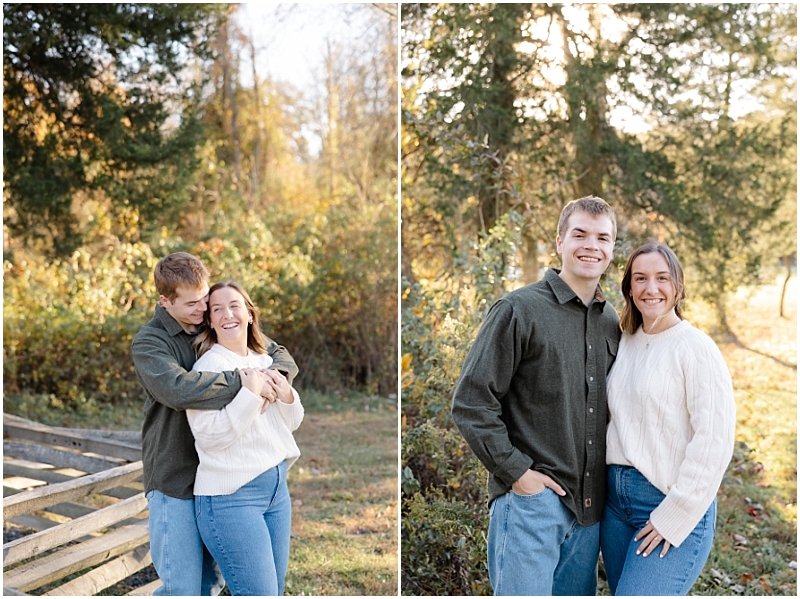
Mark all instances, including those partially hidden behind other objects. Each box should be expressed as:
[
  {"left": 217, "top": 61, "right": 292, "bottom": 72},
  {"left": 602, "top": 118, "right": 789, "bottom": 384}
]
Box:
[{"left": 511, "top": 469, "right": 566, "bottom": 496}]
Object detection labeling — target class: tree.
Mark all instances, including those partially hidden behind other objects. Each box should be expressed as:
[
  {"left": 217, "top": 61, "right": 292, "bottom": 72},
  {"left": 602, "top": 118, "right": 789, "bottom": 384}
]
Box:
[{"left": 3, "top": 3, "right": 223, "bottom": 256}]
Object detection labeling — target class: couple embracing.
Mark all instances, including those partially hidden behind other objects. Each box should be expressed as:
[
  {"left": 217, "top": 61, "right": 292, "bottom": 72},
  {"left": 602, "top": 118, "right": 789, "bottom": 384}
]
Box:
[
  {"left": 131, "top": 252, "right": 303, "bottom": 596},
  {"left": 452, "top": 197, "right": 736, "bottom": 596}
]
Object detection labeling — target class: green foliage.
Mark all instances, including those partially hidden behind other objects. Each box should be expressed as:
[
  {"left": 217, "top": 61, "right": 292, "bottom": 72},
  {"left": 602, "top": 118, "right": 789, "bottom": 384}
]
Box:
[
  {"left": 3, "top": 243, "right": 157, "bottom": 411},
  {"left": 3, "top": 3, "right": 223, "bottom": 256},
  {"left": 402, "top": 489, "right": 489, "bottom": 596}
]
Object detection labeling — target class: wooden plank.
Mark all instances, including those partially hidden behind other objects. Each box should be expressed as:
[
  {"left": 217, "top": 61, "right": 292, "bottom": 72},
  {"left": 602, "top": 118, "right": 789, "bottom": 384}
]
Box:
[
  {"left": 128, "top": 579, "right": 161, "bottom": 595},
  {"left": 3, "top": 441, "right": 124, "bottom": 474},
  {"left": 2, "top": 520, "right": 149, "bottom": 592},
  {"left": 3, "top": 463, "right": 143, "bottom": 499},
  {"left": 4, "top": 494, "right": 147, "bottom": 566},
  {"left": 3, "top": 461, "right": 143, "bottom": 520},
  {"left": 3, "top": 417, "right": 142, "bottom": 462},
  {"left": 3, "top": 414, "right": 141, "bottom": 445},
  {"left": 43, "top": 544, "right": 152, "bottom": 596}
]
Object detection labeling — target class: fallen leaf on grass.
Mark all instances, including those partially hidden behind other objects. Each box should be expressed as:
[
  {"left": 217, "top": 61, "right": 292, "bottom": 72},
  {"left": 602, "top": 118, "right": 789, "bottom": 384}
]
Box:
[
  {"left": 733, "top": 534, "right": 748, "bottom": 545},
  {"left": 293, "top": 499, "right": 303, "bottom": 507},
  {"left": 730, "top": 583, "right": 745, "bottom": 593},
  {"left": 789, "top": 561, "right": 797, "bottom": 570}
]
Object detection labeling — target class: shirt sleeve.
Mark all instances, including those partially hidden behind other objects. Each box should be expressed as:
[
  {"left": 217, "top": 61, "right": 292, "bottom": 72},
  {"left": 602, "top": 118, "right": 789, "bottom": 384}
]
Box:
[
  {"left": 131, "top": 329, "right": 240, "bottom": 411},
  {"left": 650, "top": 335, "right": 736, "bottom": 546},
  {"left": 451, "top": 300, "right": 534, "bottom": 487},
  {"left": 264, "top": 335, "right": 299, "bottom": 385}
]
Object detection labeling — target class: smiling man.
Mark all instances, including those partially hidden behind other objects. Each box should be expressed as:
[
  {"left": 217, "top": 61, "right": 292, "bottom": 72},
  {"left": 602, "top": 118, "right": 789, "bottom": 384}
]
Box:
[
  {"left": 452, "top": 196, "right": 621, "bottom": 596},
  {"left": 131, "top": 252, "right": 298, "bottom": 596}
]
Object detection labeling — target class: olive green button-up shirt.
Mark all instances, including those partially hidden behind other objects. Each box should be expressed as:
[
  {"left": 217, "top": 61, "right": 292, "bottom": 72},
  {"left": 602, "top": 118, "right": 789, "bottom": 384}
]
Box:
[
  {"left": 452, "top": 268, "right": 620, "bottom": 526},
  {"left": 131, "top": 303, "right": 298, "bottom": 499}
]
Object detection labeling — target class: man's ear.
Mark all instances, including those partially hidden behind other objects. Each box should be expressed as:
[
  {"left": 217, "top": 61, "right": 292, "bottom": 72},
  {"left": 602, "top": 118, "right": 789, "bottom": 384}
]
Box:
[
  {"left": 555, "top": 235, "right": 563, "bottom": 255},
  {"left": 159, "top": 295, "right": 170, "bottom": 308}
]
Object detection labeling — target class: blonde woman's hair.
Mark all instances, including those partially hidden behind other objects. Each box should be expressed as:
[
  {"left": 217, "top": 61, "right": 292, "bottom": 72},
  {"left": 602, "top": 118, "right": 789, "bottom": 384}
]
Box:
[
  {"left": 619, "top": 241, "right": 686, "bottom": 335},
  {"left": 193, "top": 281, "right": 269, "bottom": 357}
]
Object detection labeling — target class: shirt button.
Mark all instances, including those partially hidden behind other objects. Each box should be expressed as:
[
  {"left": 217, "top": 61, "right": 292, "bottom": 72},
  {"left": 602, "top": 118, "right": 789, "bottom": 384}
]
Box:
[
  {"left": 588, "top": 440, "right": 593, "bottom": 445},
  {"left": 588, "top": 344, "right": 592, "bottom": 350},
  {"left": 589, "top": 376, "right": 594, "bottom": 381},
  {"left": 586, "top": 472, "right": 590, "bottom": 477},
  {"left": 589, "top": 408, "right": 594, "bottom": 413}
]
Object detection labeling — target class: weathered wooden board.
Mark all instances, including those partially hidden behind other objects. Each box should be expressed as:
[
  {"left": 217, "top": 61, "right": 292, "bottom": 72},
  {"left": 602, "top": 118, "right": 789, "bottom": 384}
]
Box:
[
  {"left": 3, "top": 414, "right": 142, "bottom": 462},
  {"left": 3, "top": 441, "right": 124, "bottom": 474},
  {"left": 4, "top": 493, "right": 148, "bottom": 566},
  {"left": 3, "top": 461, "right": 143, "bottom": 520},
  {"left": 43, "top": 544, "right": 152, "bottom": 596},
  {"left": 2, "top": 520, "right": 150, "bottom": 592}
]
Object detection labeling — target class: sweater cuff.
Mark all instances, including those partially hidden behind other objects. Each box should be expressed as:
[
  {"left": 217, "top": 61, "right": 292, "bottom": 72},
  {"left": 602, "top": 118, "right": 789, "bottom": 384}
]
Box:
[
  {"left": 494, "top": 448, "right": 534, "bottom": 488},
  {"left": 650, "top": 495, "right": 708, "bottom": 547}
]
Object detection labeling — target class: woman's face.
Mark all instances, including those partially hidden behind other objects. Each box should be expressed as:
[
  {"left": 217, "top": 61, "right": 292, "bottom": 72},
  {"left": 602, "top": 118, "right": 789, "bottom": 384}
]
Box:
[
  {"left": 629, "top": 252, "right": 677, "bottom": 330},
  {"left": 208, "top": 286, "right": 251, "bottom": 346}
]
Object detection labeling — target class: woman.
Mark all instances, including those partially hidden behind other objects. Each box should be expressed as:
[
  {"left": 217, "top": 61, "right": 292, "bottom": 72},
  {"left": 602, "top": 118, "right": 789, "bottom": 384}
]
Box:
[
  {"left": 188, "top": 281, "right": 304, "bottom": 596},
  {"left": 600, "top": 242, "right": 735, "bottom": 596}
]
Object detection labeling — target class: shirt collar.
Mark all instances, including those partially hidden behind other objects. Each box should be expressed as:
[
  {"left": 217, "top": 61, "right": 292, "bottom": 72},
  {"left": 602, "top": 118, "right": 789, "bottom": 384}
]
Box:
[
  {"left": 154, "top": 302, "right": 196, "bottom": 337},
  {"left": 545, "top": 268, "right": 607, "bottom": 306}
]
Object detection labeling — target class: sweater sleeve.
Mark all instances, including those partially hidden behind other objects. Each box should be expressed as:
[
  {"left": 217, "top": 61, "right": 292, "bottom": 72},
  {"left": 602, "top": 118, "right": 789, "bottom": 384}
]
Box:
[
  {"left": 131, "top": 328, "right": 240, "bottom": 411},
  {"left": 187, "top": 351, "right": 263, "bottom": 451},
  {"left": 451, "top": 300, "right": 534, "bottom": 487},
  {"left": 275, "top": 388, "right": 304, "bottom": 432},
  {"left": 650, "top": 335, "right": 736, "bottom": 546}
]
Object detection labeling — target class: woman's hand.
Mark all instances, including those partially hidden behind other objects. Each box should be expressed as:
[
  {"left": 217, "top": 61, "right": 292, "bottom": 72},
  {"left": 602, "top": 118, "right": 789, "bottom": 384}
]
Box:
[
  {"left": 511, "top": 469, "right": 566, "bottom": 496},
  {"left": 262, "top": 369, "right": 294, "bottom": 404},
  {"left": 635, "top": 520, "right": 671, "bottom": 558}
]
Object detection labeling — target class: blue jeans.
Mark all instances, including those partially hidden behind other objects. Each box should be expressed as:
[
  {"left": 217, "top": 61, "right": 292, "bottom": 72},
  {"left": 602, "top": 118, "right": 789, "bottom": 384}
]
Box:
[
  {"left": 195, "top": 461, "right": 292, "bottom": 596},
  {"left": 146, "top": 489, "right": 224, "bottom": 596},
  {"left": 488, "top": 487, "right": 600, "bottom": 596},
  {"left": 600, "top": 465, "right": 716, "bottom": 596}
]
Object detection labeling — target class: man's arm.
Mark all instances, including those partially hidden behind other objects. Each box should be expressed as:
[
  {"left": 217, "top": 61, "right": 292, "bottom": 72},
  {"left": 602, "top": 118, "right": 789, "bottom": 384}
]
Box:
[
  {"left": 263, "top": 335, "right": 299, "bottom": 385},
  {"left": 131, "top": 330, "right": 240, "bottom": 412},
  {"left": 451, "top": 300, "right": 534, "bottom": 489}
]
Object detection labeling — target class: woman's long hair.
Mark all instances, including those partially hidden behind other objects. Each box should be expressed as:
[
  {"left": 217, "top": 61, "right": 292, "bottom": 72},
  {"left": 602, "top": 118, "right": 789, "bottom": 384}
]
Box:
[
  {"left": 619, "top": 242, "right": 686, "bottom": 335},
  {"left": 193, "top": 281, "right": 269, "bottom": 357}
]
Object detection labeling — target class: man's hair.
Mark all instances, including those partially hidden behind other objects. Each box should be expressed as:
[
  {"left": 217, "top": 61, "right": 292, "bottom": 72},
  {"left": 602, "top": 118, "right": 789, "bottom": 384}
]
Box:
[
  {"left": 193, "top": 281, "right": 269, "bottom": 358},
  {"left": 154, "top": 252, "right": 210, "bottom": 302},
  {"left": 619, "top": 241, "right": 686, "bottom": 335},
  {"left": 557, "top": 196, "right": 617, "bottom": 239}
]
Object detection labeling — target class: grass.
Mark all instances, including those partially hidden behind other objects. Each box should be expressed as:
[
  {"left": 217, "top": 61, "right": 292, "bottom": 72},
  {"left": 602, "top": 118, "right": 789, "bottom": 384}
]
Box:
[
  {"left": 3, "top": 390, "right": 399, "bottom": 596},
  {"left": 686, "top": 275, "right": 797, "bottom": 596}
]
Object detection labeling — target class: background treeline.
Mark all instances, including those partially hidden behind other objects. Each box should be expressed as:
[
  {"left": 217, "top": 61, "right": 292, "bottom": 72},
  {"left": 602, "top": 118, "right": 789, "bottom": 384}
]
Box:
[
  {"left": 400, "top": 3, "right": 796, "bottom": 595},
  {"left": 3, "top": 3, "right": 398, "bottom": 415}
]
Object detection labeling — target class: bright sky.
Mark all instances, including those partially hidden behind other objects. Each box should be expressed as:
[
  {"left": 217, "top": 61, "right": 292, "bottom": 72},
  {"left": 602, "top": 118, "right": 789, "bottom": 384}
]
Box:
[{"left": 235, "top": 3, "right": 376, "bottom": 94}]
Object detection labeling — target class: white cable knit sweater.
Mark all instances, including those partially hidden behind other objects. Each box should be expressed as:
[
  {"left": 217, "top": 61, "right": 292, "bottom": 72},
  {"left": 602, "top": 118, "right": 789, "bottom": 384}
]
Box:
[
  {"left": 188, "top": 344, "right": 303, "bottom": 496},
  {"left": 606, "top": 320, "right": 736, "bottom": 546}
]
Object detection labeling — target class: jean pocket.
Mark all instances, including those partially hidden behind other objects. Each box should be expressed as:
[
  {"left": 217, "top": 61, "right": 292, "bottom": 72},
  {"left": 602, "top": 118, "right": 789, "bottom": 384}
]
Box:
[{"left": 510, "top": 485, "right": 549, "bottom": 499}]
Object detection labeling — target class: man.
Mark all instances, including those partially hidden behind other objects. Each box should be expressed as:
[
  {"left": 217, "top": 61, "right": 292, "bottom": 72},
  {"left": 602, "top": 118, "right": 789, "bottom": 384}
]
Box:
[
  {"left": 131, "top": 252, "right": 298, "bottom": 596},
  {"left": 452, "top": 197, "right": 621, "bottom": 596}
]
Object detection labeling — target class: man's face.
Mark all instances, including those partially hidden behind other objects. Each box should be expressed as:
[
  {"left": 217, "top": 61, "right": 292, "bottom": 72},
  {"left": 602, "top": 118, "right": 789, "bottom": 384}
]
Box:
[
  {"left": 160, "top": 284, "right": 210, "bottom": 331},
  {"left": 556, "top": 212, "right": 615, "bottom": 284}
]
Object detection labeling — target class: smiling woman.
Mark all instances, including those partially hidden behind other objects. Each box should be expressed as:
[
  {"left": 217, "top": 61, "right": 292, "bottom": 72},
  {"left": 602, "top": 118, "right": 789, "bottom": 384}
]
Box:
[{"left": 188, "top": 280, "right": 304, "bottom": 596}]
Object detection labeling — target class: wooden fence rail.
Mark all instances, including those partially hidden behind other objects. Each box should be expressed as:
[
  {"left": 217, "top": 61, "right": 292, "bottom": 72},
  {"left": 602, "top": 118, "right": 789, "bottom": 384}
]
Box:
[{"left": 3, "top": 413, "right": 159, "bottom": 596}]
